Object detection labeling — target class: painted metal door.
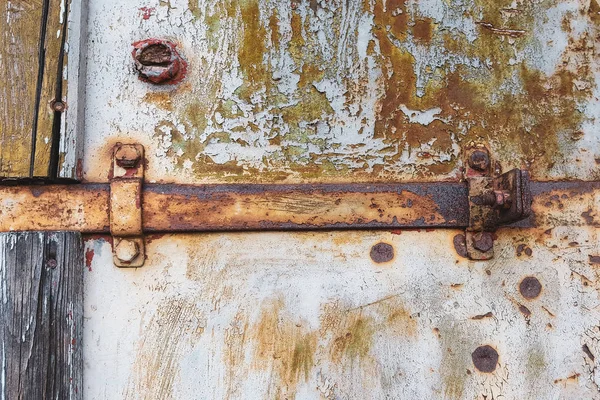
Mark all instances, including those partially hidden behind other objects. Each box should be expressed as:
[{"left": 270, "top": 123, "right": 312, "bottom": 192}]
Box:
[{"left": 3, "top": 0, "right": 600, "bottom": 399}]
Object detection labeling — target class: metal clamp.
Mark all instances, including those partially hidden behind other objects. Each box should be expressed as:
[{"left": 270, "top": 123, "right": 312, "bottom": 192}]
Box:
[
  {"left": 464, "top": 145, "right": 532, "bottom": 260},
  {"left": 110, "top": 143, "right": 145, "bottom": 267}
]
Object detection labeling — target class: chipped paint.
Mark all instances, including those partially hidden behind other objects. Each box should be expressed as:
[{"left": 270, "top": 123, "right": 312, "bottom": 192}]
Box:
[
  {"left": 84, "top": 228, "right": 600, "bottom": 398},
  {"left": 82, "top": 0, "right": 600, "bottom": 184}
]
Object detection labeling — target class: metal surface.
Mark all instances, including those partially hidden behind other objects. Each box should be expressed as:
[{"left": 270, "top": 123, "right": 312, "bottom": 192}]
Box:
[
  {"left": 83, "top": 228, "right": 600, "bottom": 399},
  {"left": 82, "top": 0, "right": 600, "bottom": 184},
  {"left": 1, "top": 181, "right": 597, "bottom": 233},
  {"left": 7, "top": 0, "right": 598, "bottom": 397},
  {"left": 111, "top": 144, "right": 145, "bottom": 267}
]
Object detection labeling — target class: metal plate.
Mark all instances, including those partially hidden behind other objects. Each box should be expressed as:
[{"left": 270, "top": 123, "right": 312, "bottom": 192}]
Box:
[
  {"left": 82, "top": 0, "right": 600, "bottom": 185},
  {"left": 84, "top": 228, "right": 600, "bottom": 399}
]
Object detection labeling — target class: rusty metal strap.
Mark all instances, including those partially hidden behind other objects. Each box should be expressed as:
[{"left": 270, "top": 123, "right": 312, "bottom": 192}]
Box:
[{"left": 0, "top": 181, "right": 598, "bottom": 233}]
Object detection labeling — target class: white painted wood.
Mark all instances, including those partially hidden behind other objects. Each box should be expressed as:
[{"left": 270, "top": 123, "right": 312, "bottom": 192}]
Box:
[{"left": 59, "top": 0, "right": 88, "bottom": 180}]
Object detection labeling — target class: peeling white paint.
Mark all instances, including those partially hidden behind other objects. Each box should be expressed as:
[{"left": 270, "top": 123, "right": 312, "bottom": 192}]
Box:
[{"left": 399, "top": 105, "right": 442, "bottom": 125}]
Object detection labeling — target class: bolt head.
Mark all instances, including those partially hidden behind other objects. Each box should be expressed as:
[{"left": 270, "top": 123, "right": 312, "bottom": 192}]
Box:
[
  {"left": 115, "top": 239, "right": 140, "bottom": 263},
  {"left": 473, "top": 232, "right": 494, "bottom": 252},
  {"left": 115, "top": 145, "right": 141, "bottom": 168},
  {"left": 468, "top": 150, "right": 490, "bottom": 172},
  {"left": 132, "top": 39, "right": 185, "bottom": 85},
  {"left": 52, "top": 101, "right": 66, "bottom": 112}
]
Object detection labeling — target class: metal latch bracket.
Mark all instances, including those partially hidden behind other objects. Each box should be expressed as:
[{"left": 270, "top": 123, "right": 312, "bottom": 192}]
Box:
[
  {"left": 110, "top": 143, "right": 145, "bottom": 267},
  {"left": 465, "top": 145, "right": 532, "bottom": 260}
]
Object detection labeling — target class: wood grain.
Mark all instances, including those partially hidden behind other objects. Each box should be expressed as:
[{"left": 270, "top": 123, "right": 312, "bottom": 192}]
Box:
[
  {"left": 0, "top": 0, "right": 44, "bottom": 178},
  {"left": 0, "top": 0, "right": 76, "bottom": 180},
  {"left": 0, "top": 232, "right": 83, "bottom": 400},
  {"left": 33, "top": 0, "right": 70, "bottom": 177}
]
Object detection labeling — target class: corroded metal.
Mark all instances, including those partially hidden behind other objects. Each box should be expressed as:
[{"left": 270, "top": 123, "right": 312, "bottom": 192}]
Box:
[
  {"left": 0, "top": 181, "right": 598, "bottom": 233},
  {"left": 83, "top": 1, "right": 600, "bottom": 185},
  {"left": 83, "top": 227, "right": 600, "bottom": 399},
  {"left": 110, "top": 144, "right": 145, "bottom": 267}
]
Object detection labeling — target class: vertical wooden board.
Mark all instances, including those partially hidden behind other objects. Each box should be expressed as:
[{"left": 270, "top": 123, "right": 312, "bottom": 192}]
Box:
[
  {"left": 0, "top": 232, "right": 83, "bottom": 400},
  {"left": 0, "top": 1, "right": 44, "bottom": 178},
  {"left": 58, "top": 0, "right": 87, "bottom": 180},
  {"left": 33, "top": 0, "right": 71, "bottom": 178},
  {"left": 0, "top": 0, "right": 80, "bottom": 180}
]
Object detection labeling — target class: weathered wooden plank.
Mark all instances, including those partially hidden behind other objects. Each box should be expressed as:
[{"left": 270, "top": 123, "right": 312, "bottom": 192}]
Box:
[
  {"left": 0, "top": 232, "right": 83, "bottom": 400},
  {"left": 0, "top": 0, "right": 82, "bottom": 180},
  {"left": 33, "top": 0, "right": 71, "bottom": 177},
  {"left": 0, "top": 0, "right": 44, "bottom": 178}
]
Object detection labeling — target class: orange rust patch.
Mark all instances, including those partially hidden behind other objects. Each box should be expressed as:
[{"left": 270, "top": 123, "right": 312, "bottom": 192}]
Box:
[
  {"left": 142, "top": 92, "right": 174, "bottom": 111},
  {"left": 412, "top": 18, "right": 434, "bottom": 43},
  {"left": 251, "top": 298, "right": 317, "bottom": 394}
]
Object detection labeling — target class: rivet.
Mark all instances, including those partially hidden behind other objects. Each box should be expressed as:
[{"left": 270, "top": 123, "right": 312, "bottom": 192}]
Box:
[
  {"left": 472, "top": 345, "right": 499, "bottom": 373},
  {"left": 370, "top": 242, "right": 394, "bottom": 263},
  {"left": 453, "top": 234, "right": 468, "bottom": 258},
  {"left": 519, "top": 276, "right": 542, "bottom": 299},
  {"left": 51, "top": 100, "right": 66, "bottom": 112},
  {"left": 468, "top": 150, "right": 490, "bottom": 172}
]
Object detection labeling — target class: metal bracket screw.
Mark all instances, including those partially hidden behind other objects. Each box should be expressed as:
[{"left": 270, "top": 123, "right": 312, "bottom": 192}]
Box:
[
  {"left": 114, "top": 239, "right": 140, "bottom": 263},
  {"left": 114, "top": 145, "right": 141, "bottom": 169}
]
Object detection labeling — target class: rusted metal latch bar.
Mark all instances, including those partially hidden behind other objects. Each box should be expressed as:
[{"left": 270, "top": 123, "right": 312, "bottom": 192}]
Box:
[
  {"left": 110, "top": 144, "right": 145, "bottom": 267},
  {"left": 6, "top": 143, "right": 600, "bottom": 266},
  {"left": 463, "top": 145, "right": 532, "bottom": 260}
]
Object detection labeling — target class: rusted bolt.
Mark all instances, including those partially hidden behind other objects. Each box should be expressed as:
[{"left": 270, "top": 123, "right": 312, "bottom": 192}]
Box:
[
  {"left": 468, "top": 150, "right": 490, "bottom": 172},
  {"left": 370, "top": 242, "right": 394, "bottom": 263},
  {"left": 115, "top": 239, "right": 140, "bottom": 263},
  {"left": 132, "top": 39, "right": 186, "bottom": 85},
  {"left": 472, "top": 345, "right": 499, "bottom": 373},
  {"left": 51, "top": 100, "right": 66, "bottom": 112},
  {"left": 45, "top": 258, "right": 57, "bottom": 269},
  {"left": 115, "top": 145, "right": 141, "bottom": 169},
  {"left": 473, "top": 190, "right": 512, "bottom": 209},
  {"left": 519, "top": 276, "right": 542, "bottom": 299},
  {"left": 493, "top": 190, "right": 511, "bottom": 209},
  {"left": 472, "top": 232, "right": 494, "bottom": 252}
]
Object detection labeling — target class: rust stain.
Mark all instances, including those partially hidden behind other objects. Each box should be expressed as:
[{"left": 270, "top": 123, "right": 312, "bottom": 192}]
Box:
[
  {"left": 589, "top": 255, "right": 600, "bottom": 265},
  {"left": 476, "top": 21, "right": 527, "bottom": 37},
  {"left": 251, "top": 298, "right": 317, "bottom": 396},
  {"left": 471, "top": 312, "right": 493, "bottom": 320},
  {"left": 554, "top": 373, "right": 581, "bottom": 386},
  {"left": 516, "top": 243, "right": 533, "bottom": 257},
  {"left": 322, "top": 295, "right": 416, "bottom": 365},
  {"left": 519, "top": 304, "right": 532, "bottom": 319},
  {"left": 143, "top": 92, "right": 174, "bottom": 111},
  {"left": 412, "top": 18, "right": 434, "bottom": 43},
  {"left": 85, "top": 249, "right": 94, "bottom": 272}
]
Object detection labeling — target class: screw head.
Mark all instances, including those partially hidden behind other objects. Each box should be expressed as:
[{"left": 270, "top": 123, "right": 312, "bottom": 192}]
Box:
[
  {"left": 115, "top": 239, "right": 140, "bottom": 263},
  {"left": 51, "top": 100, "right": 66, "bottom": 112},
  {"left": 115, "top": 145, "right": 141, "bottom": 168},
  {"left": 468, "top": 150, "right": 490, "bottom": 172},
  {"left": 473, "top": 232, "right": 494, "bottom": 252}
]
